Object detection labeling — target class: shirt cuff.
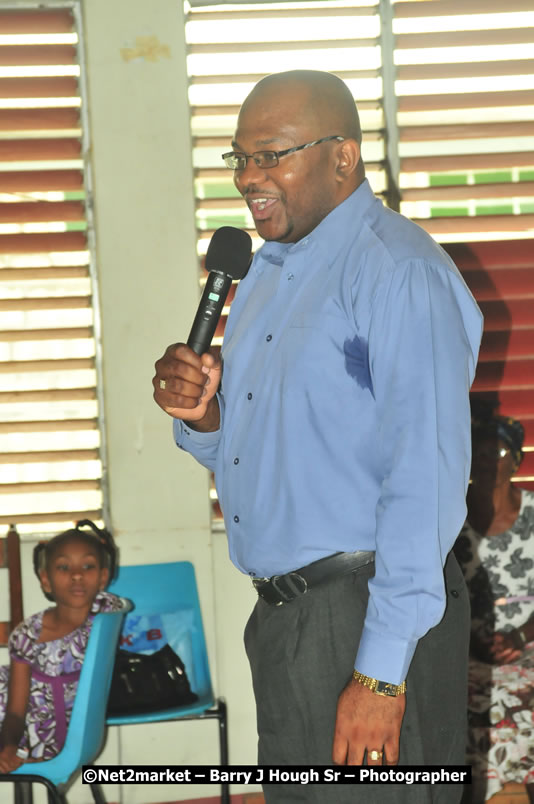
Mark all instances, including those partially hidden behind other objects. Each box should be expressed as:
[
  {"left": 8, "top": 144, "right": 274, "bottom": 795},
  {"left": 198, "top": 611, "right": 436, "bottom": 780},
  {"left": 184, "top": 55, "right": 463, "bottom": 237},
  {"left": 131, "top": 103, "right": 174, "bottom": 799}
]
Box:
[
  {"left": 354, "top": 624, "right": 417, "bottom": 685},
  {"left": 173, "top": 417, "right": 221, "bottom": 448}
]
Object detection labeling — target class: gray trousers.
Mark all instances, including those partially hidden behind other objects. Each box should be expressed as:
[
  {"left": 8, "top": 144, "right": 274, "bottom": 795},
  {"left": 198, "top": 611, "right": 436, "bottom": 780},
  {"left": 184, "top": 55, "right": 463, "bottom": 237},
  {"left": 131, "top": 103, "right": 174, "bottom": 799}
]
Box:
[{"left": 244, "top": 553, "right": 469, "bottom": 803}]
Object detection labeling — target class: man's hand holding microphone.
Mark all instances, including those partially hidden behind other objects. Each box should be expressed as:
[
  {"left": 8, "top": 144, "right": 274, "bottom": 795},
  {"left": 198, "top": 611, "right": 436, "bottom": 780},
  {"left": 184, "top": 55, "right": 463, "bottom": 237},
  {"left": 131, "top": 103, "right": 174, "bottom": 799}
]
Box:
[{"left": 153, "top": 226, "right": 252, "bottom": 432}]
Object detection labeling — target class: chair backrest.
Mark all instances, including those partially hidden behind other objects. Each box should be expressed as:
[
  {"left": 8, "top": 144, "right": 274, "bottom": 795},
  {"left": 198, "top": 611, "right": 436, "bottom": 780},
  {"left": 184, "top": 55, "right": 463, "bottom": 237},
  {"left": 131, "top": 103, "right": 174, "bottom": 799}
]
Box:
[
  {"left": 107, "top": 562, "right": 213, "bottom": 702},
  {"left": 9, "top": 604, "right": 129, "bottom": 784},
  {"left": 0, "top": 524, "right": 23, "bottom": 646},
  {"left": 61, "top": 606, "right": 129, "bottom": 765}
]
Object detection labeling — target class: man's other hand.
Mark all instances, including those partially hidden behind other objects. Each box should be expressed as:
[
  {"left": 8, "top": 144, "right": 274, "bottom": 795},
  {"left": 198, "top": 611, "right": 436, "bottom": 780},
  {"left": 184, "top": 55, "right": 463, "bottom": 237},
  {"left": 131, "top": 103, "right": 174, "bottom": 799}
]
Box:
[{"left": 332, "top": 677, "right": 406, "bottom": 766}]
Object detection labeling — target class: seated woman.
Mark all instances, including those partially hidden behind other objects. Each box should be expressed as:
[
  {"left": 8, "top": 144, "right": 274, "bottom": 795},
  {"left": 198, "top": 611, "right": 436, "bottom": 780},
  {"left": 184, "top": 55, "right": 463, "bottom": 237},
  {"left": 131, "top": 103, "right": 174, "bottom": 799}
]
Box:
[{"left": 455, "top": 410, "right": 534, "bottom": 803}]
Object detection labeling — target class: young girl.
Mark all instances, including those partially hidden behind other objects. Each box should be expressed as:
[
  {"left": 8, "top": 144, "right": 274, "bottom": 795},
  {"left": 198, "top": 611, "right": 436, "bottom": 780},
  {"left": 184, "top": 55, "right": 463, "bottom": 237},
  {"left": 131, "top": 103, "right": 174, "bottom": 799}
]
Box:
[{"left": 0, "top": 519, "right": 123, "bottom": 772}]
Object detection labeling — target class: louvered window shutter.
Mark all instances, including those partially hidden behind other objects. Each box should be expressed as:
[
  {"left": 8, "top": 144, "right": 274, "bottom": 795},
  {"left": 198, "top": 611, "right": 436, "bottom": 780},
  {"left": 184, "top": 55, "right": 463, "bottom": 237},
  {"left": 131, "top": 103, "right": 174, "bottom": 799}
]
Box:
[
  {"left": 391, "top": 0, "right": 534, "bottom": 490},
  {"left": 0, "top": 6, "right": 105, "bottom": 534},
  {"left": 393, "top": 0, "right": 534, "bottom": 240}
]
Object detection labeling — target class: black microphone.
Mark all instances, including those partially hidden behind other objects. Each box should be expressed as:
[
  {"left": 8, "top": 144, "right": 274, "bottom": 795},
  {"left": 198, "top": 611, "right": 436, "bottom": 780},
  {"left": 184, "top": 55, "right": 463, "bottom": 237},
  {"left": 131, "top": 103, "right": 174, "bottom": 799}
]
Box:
[{"left": 187, "top": 226, "right": 252, "bottom": 356}]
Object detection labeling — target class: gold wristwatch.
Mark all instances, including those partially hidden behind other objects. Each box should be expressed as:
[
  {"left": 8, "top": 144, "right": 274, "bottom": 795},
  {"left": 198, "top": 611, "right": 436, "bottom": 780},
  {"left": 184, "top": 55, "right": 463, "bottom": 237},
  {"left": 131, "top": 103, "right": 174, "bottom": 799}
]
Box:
[{"left": 353, "top": 670, "right": 406, "bottom": 697}]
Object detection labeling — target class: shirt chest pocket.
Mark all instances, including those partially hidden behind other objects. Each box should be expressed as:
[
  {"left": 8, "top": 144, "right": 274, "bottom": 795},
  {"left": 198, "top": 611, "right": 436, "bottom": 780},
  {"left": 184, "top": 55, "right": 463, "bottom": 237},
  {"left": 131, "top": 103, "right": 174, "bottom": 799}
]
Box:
[{"left": 280, "top": 313, "right": 355, "bottom": 384}]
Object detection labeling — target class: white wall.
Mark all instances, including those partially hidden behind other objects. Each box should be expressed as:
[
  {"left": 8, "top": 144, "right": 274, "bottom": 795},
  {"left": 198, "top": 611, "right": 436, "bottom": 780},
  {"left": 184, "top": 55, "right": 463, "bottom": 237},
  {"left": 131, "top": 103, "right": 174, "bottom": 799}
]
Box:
[{"left": 70, "top": 0, "right": 258, "bottom": 801}]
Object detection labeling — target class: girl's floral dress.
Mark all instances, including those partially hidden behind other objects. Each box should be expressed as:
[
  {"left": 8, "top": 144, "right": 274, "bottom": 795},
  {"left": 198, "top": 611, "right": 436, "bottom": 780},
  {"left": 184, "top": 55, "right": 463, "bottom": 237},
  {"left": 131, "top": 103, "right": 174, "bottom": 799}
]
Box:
[
  {"left": 455, "top": 489, "right": 534, "bottom": 801},
  {"left": 0, "top": 591, "right": 122, "bottom": 760}
]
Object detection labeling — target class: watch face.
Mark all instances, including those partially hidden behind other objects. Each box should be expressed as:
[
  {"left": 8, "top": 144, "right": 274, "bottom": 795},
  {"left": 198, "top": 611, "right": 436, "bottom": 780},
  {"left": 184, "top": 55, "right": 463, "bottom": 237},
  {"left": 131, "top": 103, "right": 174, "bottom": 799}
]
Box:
[{"left": 375, "top": 681, "right": 398, "bottom": 697}]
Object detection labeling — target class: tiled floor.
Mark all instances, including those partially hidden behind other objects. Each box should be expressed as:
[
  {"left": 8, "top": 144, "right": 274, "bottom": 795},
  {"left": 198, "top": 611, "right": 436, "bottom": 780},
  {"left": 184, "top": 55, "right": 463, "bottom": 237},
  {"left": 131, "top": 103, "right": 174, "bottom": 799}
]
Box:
[
  {"left": 147, "top": 785, "right": 534, "bottom": 804},
  {"left": 488, "top": 783, "right": 529, "bottom": 803},
  {"left": 174, "top": 783, "right": 531, "bottom": 804},
  {"left": 162, "top": 781, "right": 532, "bottom": 804}
]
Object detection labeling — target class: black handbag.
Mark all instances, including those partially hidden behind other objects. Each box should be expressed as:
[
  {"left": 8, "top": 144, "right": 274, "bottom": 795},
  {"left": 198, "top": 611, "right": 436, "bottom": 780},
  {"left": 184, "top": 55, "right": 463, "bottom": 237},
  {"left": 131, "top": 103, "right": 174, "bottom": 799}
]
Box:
[{"left": 107, "top": 643, "right": 198, "bottom": 716}]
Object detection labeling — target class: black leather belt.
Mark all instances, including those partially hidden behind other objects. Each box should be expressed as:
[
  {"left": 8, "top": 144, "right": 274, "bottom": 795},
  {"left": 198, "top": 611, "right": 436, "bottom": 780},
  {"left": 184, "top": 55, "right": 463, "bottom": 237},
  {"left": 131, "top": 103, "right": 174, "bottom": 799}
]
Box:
[{"left": 252, "top": 550, "right": 375, "bottom": 606}]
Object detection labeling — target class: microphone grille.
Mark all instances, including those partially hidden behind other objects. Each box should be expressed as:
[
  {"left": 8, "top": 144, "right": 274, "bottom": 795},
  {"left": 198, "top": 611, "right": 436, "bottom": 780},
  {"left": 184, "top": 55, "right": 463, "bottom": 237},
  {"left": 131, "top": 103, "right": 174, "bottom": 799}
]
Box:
[{"left": 205, "top": 226, "right": 252, "bottom": 280}]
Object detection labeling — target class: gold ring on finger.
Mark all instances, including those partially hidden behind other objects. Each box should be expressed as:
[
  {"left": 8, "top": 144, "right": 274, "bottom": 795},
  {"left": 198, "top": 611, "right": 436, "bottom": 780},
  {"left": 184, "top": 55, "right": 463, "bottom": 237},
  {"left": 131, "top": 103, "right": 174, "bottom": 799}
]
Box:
[
  {"left": 369, "top": 750, "right": 383, "bottom": 761},
  {"left": 159, "top": 379, "right": 166, "bottom": 390}
]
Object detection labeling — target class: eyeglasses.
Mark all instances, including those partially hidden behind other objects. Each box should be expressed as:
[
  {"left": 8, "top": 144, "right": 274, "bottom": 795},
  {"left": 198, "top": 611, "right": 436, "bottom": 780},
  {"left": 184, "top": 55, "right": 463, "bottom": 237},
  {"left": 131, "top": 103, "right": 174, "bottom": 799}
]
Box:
[{"left": 222, "top": 135, "right": 345, "bottom": 170}]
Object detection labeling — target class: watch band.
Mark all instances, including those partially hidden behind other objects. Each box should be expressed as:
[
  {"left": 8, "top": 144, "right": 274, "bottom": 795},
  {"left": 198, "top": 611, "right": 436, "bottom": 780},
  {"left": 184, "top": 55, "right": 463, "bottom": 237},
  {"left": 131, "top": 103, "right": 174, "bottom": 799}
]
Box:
[{"left": 353, "top": 669, "right": 407, "bottom": 697}]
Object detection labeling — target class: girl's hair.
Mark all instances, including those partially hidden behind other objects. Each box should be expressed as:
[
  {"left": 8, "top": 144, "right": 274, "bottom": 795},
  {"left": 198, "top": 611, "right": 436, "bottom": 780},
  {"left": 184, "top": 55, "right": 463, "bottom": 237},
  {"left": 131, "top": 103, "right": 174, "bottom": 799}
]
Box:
[{"left": 33, "top": 520, "right": 117, "bottom": 601}]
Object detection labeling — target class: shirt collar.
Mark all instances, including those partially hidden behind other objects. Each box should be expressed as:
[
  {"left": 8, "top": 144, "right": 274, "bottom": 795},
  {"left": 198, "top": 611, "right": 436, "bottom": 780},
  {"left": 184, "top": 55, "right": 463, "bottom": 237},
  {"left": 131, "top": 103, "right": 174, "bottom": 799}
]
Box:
[{"left": 253, "top": 179, "right": 377, "bottom": 273}]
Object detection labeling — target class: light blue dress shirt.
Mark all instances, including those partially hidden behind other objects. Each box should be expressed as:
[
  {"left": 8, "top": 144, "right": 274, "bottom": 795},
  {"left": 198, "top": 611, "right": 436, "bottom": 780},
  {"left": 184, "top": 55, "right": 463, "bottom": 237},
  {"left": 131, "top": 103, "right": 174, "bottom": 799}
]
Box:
[{"left": 175, "top": 179, "right": 483, "bottom": 683}]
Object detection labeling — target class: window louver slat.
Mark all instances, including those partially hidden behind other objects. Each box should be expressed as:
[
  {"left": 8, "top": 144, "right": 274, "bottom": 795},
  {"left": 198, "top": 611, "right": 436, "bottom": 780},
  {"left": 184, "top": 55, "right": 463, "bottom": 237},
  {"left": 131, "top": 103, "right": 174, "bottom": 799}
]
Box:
[
  {"left": 0, "top": 201, "right": 85, "bottom": 223},
  {"left": 404, "top": 183, "right": 534, "bottom": 202},
  {"left": 0, "top": 9, "right": 74, "bottom": 32},
  {"left": 413, "top": 215, "right": 534, "bottom": 236},
  {"left": 188, "top": 37, "right": 378, "bottom": 54},
  {"left": 0, "top": 232, "right": 87, "bottom": 253},
  {"left": 398, "top": 92, "right": 534, "bottom": 113},
  {"left": 0, "top": 139, "right": 82, "bottom": 161},
  {"left": 394, "top": 0, "right": 532, "bottom": 17},
  {"left": 401, "top": 153, "right": 534, "bottom": 173},
  {"left": 396, "top": 60, "right": 534, "bottom": 81},
  {"left": 0, "top": 510, "right": 101, "bottom": 527},
  {"left": 0, "top": 418, "right": 97, "bottom": 433},
  {"left": 478, "top": 331, "right": 534, "bottom": 361},
  {"left": 0, "top": 76, "right": 79, "bottom": 97},
  {"left": 0, "top": 109, "right": 81, "bottom": 132},
  {"left": 0, "top": 45, "right": 77, "bottom": 66},
  {"left": 395, "top": 29, "right": 534, "bottom": 48},
  {"left": 0, "top": 170, "right": 83, "bottom": 192}
]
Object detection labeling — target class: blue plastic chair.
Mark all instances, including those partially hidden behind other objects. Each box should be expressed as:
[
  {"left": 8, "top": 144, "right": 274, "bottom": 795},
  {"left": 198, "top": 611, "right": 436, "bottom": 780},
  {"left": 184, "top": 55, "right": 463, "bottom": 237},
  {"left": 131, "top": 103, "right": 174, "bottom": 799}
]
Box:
[
  {"left": 106, "top": 561, "right": 229, "bottom": 803},
  {"left": 0, "top": 605, "right": 129, "bottom": 804}
]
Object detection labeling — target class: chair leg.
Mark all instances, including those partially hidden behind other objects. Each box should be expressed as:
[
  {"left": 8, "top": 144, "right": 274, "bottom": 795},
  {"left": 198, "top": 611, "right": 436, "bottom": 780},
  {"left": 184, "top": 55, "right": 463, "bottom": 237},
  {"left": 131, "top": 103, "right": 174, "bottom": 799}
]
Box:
[
  {"left": 218, "top": 698, "right": 229, "bottom": 765},
  {"left": 47, "top": 789, "right": 66, "bottom": 804},
  {"left": 89, "top": 783, "right": 108, "bottom": 804},
  {"left": 217, "top": 698, "right": 230, "bottom": 804},
  {"left": 221, "top": 779, "right": 230, "bottom": 804},
  {"left": 14, "top": 781, "right": 34, "bottom": 804}
]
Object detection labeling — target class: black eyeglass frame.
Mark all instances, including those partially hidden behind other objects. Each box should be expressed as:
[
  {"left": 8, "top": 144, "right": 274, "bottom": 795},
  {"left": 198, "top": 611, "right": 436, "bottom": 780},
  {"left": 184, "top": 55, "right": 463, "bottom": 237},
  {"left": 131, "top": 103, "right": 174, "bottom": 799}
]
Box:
[{"left": 222, "top": 135, "right": 345, "bottom": 170}]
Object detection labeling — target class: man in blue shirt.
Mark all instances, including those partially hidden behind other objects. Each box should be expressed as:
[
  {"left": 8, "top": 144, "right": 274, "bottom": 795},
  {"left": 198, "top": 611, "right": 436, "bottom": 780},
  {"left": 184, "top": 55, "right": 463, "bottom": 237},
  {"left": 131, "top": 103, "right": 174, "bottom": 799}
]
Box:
[{"left": 154, "top": 71, "right": 483, "bottom": 802}]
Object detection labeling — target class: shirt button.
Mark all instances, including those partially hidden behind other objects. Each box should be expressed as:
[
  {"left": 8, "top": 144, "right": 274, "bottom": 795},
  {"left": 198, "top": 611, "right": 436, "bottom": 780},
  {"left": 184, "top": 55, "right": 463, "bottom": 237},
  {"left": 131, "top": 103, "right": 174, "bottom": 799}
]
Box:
[
  {"left": 247, "top": 392, "right": 253, "bottom": 400},
  {"left": 234, "top": 515, "right": 240, "bottom": 523},
  {"left": 234, "top": 457, "right": 239, "bottom": 465},
  {"left": 266, "top": 334, "right": 272, "bottom": 342},
  {"left": 287, "top": 273, "right": 294, "bottom": 281}
]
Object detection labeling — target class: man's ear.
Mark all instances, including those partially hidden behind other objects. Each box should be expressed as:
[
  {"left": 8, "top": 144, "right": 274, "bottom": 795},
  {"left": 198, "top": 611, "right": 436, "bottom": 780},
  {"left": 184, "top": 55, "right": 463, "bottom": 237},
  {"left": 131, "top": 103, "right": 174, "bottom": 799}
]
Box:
[
  {"left": 99, "top": 566, "right": 110, "bottom": 590},
  {"left": 39, "top": 569, "right": 52, "bottom": 595},
  {"left": 335, "top": 138, "right": 360, "bottom": 181}
]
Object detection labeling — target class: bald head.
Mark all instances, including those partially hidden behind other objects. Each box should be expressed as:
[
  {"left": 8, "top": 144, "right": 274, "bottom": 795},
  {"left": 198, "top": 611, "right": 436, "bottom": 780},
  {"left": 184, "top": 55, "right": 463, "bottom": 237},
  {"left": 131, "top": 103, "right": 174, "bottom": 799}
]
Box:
[
  {"left": 232, "top": 70, "right": 365, "bottom": 243},
  {"left": 241, "top": 70, "right": 363, "bottom": 148}
]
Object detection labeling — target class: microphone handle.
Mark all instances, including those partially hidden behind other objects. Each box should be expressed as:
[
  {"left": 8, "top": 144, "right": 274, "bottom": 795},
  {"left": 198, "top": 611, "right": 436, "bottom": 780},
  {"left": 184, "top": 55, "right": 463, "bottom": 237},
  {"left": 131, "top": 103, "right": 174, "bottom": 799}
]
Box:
[{"left": 187, "top": 270, "right": 233, "bottom": 356}]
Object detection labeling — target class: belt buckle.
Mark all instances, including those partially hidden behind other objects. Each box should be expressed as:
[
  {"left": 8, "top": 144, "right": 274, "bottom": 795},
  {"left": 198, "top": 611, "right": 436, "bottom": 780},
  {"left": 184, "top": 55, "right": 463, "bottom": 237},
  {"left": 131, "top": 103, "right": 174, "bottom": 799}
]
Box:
[
  {"left": 271, "top": 572, "right": 308, "bottom": 605},
  {"left": 252, "top": 577, "right": 269, "bottom": 591},
  {"left": 252, "top": 572, "right": 308, "bottom": 606}
]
